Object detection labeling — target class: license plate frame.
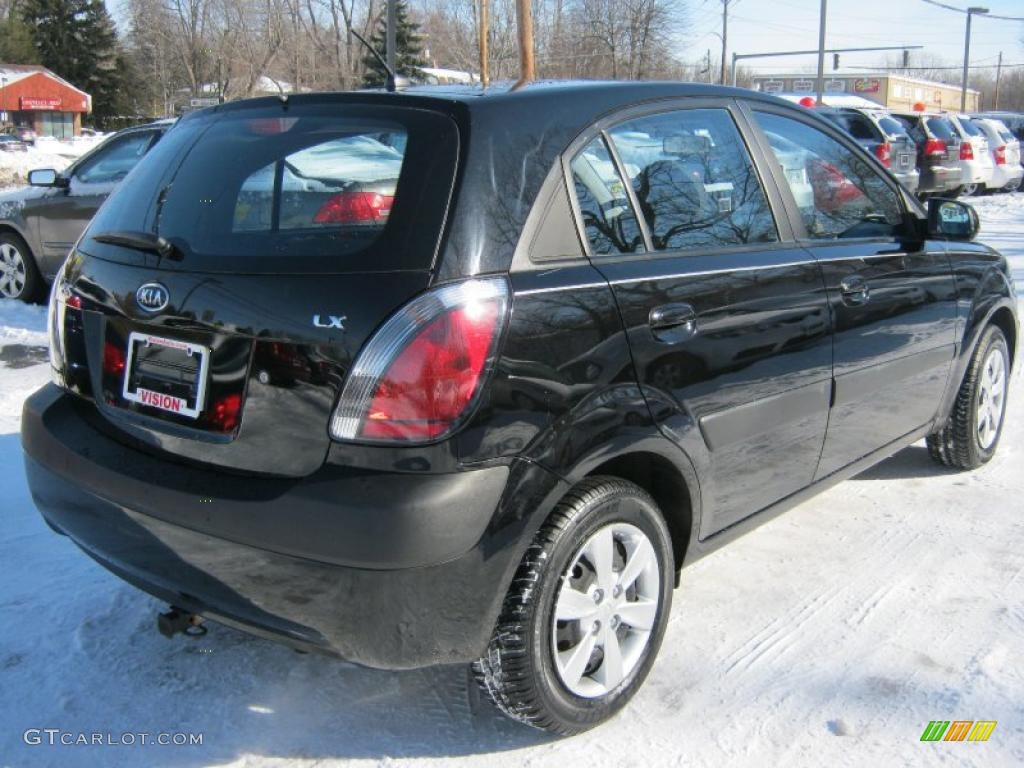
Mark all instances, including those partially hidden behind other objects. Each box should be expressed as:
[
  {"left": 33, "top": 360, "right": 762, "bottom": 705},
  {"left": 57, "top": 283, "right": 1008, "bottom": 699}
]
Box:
[{"left": 122, "top": 332, "right": 210, "bottom": 419}]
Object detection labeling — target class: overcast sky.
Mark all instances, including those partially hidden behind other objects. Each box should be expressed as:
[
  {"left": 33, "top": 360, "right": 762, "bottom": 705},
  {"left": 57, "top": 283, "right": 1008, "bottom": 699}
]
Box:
[{"left": 687, "top": 0, "right": 1024, "bottom": 76}]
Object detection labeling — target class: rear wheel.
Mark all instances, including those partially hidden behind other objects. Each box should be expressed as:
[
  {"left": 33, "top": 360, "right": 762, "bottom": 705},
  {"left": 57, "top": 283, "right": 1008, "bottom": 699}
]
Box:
[
  {"left": 0, "top": 232, "right": 43, "bottom": 303},
  {"left": 927, "top": 325, "right": 1010, "bottom": 469},
  {"left": 960, "top": 182, "right": 981, "bottom": 197},
  {"left": 473, "top": 477, "right": 674, "bottom": 734}
]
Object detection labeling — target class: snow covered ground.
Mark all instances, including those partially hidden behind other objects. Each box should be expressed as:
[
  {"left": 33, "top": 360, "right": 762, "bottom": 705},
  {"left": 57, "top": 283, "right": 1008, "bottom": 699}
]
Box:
[{"left": 0, "top": 196, "right": 1021, "bottom": 768}]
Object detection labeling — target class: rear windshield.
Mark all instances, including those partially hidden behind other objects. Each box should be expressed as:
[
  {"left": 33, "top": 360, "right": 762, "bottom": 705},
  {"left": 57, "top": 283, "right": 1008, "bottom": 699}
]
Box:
[
  {"left": 991, "top": 121, "right": 1015, "bottom": 143},
  {"left": 925, "top": 117, "right": 956, "bottom": 141},
  {"left": 876, "top": 116, "right": 910, "bottom": 138},
  {"left": 80, "top": 101, "right": 458, "bottom": 274},
  {"left": 956, "top": 116, "right": 982, "bottom": 137}
]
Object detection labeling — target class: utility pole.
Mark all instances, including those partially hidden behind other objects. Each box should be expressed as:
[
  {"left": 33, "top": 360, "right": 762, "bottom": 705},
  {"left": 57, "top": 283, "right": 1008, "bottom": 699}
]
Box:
[
  {"left": 479, "top": 0, "right": 490, "bottom": 87},
  {"left": 706, "top": 49, "right": 712, "bottom": 84},
  {"left": 720, "top": 0, "right": 729, "bottom": 85},
  {"left": 386, "top": 0, "right": 397, "bottom": 74},
  {"left": 514, "top": 0, "right": 535, "bottom": 88},
  {"left": 961, "top": 7, "right": 988, "bottom": 112},
  {"left": 815, "top": 0, "right": 828, "bottom": 106},
  {"left": 994, "top": 50, "right": 1002, "bottom": 110}
]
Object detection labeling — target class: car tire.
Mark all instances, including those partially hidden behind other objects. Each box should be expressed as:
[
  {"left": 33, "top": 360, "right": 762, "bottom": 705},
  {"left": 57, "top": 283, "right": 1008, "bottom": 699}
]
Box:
[
  {"left": 927, "top": 325, "right": 1010, "bottom": 470},
  {"left": 0, "top": 232, "right": 44, "bottom": 303},
  {"left": 960, "top": 182, "right": 980, "bottom": 197},
  {"left": 473, "top": 476, "right": 675, "bottom": 735}
]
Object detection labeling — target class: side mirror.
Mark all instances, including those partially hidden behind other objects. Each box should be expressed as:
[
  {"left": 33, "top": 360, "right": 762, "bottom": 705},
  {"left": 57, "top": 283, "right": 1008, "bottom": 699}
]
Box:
[
  {"left": 927, "top": 198, "right": 979, "bottom": 241},
  {"left": 27, "top": 168, "right": 67, "bottom": 188}
]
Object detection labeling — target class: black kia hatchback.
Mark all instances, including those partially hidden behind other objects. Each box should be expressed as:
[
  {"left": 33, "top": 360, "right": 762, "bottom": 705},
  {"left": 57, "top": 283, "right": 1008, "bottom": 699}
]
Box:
[{"left": 23, "top": 82, "right": 1017, "bottom": 734}]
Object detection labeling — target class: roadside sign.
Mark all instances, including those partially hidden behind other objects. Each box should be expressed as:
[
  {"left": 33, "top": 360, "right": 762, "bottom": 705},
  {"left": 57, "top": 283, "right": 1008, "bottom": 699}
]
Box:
[{"left": 190, "top": 97, "right": 220, "bottom": 108}]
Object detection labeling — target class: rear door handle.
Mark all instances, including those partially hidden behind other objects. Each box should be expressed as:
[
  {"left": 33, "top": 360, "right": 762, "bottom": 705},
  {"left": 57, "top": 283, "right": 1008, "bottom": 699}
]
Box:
[
  {"left": 839, "top": 276, "right": 870, "bottom": 305},
  {"left": 649, "top": 303, "right": 697, "bottom": 341}
]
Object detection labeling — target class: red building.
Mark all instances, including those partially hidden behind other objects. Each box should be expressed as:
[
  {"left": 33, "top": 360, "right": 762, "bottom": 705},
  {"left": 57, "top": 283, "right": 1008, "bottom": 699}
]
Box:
[{"left": 0, "top": 64, "right": 92, "bottom": 138}]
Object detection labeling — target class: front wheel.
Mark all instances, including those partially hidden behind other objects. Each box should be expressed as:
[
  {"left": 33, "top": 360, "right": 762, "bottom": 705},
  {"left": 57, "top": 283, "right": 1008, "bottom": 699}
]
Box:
[
  {"left": 927, "top": 325, "right": 1010, "bottom": 469},
  {"left": 473, "top": 477, "right": 674, "bottom": 734}
]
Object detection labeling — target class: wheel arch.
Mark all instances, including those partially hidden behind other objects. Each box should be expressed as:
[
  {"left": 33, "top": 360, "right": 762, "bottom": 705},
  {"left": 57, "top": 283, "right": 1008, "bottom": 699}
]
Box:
[{"left": 584, "top": 450, "right": 696, "bottom": 583}]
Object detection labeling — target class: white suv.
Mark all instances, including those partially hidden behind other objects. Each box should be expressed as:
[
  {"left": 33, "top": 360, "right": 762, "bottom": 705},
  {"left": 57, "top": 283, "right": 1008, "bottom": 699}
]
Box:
[
  {"left": 948, "top": 114, "right": 994, "bottom": 196},
  {"left": 973, "top": 118, "right": 1023, "bottom": 192}
]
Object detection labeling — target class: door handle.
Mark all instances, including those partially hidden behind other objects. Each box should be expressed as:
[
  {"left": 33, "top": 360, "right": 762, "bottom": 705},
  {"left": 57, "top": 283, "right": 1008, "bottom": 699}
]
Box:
[
  {"left": 649, "top": 303, "right": 697, "bottom": 341},
  {"left": 839, "top": 276, "right": 870, "bottom": 305}
]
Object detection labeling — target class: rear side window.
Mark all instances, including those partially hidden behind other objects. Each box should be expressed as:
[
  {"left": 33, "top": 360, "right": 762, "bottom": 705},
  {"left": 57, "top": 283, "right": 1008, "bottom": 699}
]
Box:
[
  {"left": 81, "top": 104, "right": 458, "bottom": 274},
  {"left": 570, "top": 136, "right": 646, "bottom": 255},
  {"left": 926, "top": 117, "right": 956, "bottom": 141},
  {"left": 606, "top": 108, "right": 778, "bottom": 251}
]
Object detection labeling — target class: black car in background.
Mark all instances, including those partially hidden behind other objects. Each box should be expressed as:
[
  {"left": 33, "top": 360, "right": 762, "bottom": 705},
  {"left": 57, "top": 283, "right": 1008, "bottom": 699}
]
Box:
[
  {"left": 816, "top": 106, "right": 920, "bottom": 193},
  {"left": 0, "top": 120, "right": 173, "bottom": 302},
  {"left": 22, "top": 84, "right": 1017, "bottom": 734},
  {"left": 891, "top": 111, "right": 963, "bottom": 199}
]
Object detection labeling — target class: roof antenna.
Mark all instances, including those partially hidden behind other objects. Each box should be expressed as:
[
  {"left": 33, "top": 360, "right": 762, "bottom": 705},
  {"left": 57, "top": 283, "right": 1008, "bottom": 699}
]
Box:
[{"left": 350, "top": 29, "right": 396, "bottom": 93}]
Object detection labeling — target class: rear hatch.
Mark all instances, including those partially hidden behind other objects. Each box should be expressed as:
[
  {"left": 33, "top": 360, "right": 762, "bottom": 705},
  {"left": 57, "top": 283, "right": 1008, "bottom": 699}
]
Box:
[
  {"left": 925, "top": 115, "right": 961, "bottom": 167},
  {"left": 56, "top": 97, "right": 460, "bottom": 476},
  {"left": 956, "top": 115, "right": 991, "bottom": 167},
  {"left": 875, "top": 114, "right": 916, "bottom": 173}
]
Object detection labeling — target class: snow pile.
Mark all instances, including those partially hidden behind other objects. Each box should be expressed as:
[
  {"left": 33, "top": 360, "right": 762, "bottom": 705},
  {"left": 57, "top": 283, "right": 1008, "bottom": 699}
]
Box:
[{"left": 0, "top": 299, "right": 48, "bottom": 346}]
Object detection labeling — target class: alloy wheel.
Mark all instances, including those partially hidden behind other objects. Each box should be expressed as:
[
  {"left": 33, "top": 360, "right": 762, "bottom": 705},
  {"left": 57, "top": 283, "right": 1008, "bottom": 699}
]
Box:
[
  {"left": 0, "top": 242, "right": 28, "bottom": 299},
  {"left": 552, "top": 522, "right": 660, "bottom": 698},
  {"left": 976, "top": 346, "right": 1007, "bottom": 450}
]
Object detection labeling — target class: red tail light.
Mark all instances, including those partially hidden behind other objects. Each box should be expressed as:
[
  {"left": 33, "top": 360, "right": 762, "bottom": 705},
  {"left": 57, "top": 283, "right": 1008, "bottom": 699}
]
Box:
[
  {"left": 960, "top": 142, "right": 974, "bottom": 161},
  {"left": 206, "top": 393, "right": 242, "bottom": 433},
  {"left": 314, "top": 191, "right": 394, "bottom": 224},
  {"left": 925, "top": 138, "right": 947, "bottom": 156},
  {"left": 995, "top": 145, "right": 1007, "bottom": 165},
  {"left": 874, "top": 142, "right": 892, "bottom": 168},
  {"left": 103, "top": 342, "right": 125, "bottom": 376},
  {"left": 331, "top": 278, "right": 509, "bottom": 444}
]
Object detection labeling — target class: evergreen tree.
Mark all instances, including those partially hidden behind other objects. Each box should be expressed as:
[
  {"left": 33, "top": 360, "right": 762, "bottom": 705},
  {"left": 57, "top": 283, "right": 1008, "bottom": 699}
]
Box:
[
  {"left": 21, "top": 0, "right": 124, "bottom": 124},
  {"left": 361, "top": 1, "right": 428, "bottom": 87},
  {"left": 0, "top": 16, "right": 39, "bottom": 64}
]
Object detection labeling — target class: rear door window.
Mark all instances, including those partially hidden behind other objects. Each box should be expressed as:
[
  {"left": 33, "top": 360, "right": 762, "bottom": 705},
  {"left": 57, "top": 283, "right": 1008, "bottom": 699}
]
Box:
[{"left": 606, "top": 108, "right": 778, "bottom": 251}]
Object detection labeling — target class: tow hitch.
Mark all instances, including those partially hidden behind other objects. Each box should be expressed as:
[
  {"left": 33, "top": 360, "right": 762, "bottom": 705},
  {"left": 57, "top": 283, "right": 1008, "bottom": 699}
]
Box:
[{"left": 157, "top": 607, "right": 207, "bottom": 638}]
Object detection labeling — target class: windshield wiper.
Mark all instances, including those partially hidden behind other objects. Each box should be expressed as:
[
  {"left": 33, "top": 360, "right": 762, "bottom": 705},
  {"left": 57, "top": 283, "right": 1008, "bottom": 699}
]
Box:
[{"left": 92, "top": 230, "right": 182, "bottom": 261}]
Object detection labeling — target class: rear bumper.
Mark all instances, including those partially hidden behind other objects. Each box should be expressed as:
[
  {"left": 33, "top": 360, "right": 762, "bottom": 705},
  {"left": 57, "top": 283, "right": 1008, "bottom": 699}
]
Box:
[
  {"left": 960, "top": 159, "right": 994, "bottom": 185},
  {"left": 892, "top": 168, "right": 919, "bottom": 194},
  {"left": 22, "top": 384, "right": 543, "bottom": 668},
  {"left": 920, "top": 164, "right": 962, "bottom": 194},
  {"left": 991, "top": 164, "right": 1023, "bottom": 189}
]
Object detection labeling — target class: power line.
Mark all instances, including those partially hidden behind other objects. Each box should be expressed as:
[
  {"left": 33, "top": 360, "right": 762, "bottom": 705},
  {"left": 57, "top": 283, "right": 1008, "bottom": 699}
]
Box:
[{"left": 919, "top": 0, "right": 1024, "bottom": 22}]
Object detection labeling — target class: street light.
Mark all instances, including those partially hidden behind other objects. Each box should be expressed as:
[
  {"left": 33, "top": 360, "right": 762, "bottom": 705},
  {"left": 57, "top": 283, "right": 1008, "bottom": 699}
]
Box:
[{"left": 961, "top": 6, "right": 988, "bottom": 112}]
